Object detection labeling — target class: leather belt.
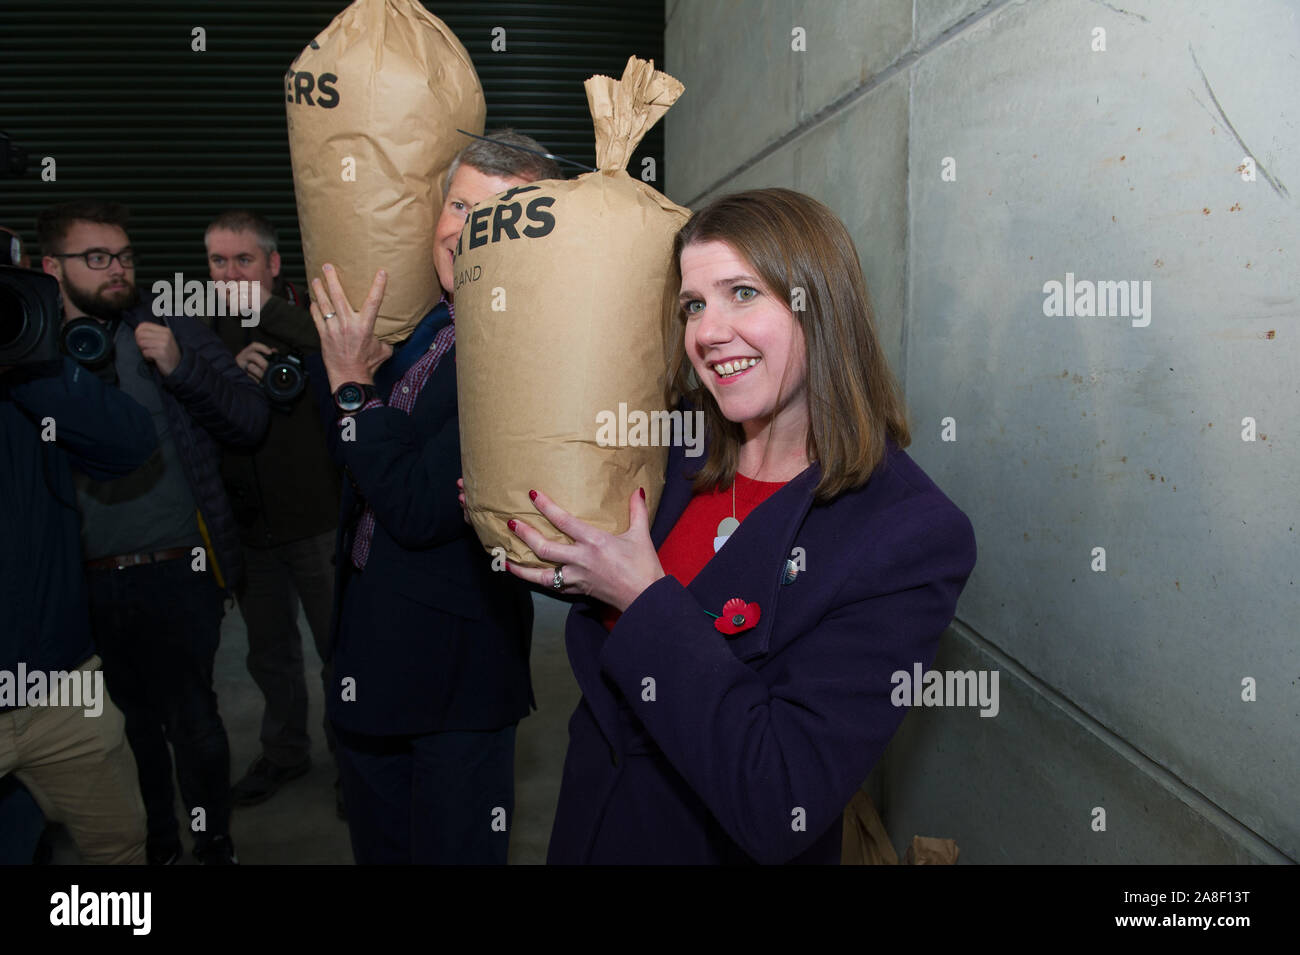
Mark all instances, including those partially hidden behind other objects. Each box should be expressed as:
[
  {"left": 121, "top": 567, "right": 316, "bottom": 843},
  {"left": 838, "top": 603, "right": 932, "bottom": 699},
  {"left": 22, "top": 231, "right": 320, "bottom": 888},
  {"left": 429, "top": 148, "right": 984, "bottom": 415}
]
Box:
[{"left": 85, "top": 547, "right": 193, "bottom": 571}]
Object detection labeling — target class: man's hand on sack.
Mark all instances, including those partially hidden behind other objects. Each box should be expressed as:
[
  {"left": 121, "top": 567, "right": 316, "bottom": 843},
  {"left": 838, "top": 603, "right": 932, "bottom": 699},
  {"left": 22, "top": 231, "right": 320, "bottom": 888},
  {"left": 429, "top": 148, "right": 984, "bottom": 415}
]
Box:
[{"left": 309, "top": 264, "right": 393, "bottom": 393}]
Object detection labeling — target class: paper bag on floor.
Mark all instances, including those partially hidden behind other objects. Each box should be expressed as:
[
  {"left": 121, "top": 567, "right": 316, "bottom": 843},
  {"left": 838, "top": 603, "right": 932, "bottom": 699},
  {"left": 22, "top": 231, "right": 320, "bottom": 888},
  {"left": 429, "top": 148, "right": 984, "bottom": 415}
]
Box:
[
  {"left": 840, "top": 790, "right": 900, "bottom": 865},
  {"left": 904, "top": 835, "right": 960, "bottom": 864},
  {"left": 841, "top": 790, "right": 961, "bottom": 864},
  {"left": 455, "top": 56, "right": 692, "bottom": 567},
  {"left": 286, "top": 0, "right": 485, "bottom": 343}
]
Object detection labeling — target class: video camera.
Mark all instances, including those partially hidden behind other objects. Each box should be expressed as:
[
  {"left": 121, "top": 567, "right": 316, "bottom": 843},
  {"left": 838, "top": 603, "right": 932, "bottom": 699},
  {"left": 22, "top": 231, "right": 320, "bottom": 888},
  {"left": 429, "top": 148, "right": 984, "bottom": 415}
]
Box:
[
  {"left": 0, "top": 264, "right": 123, "bottom": 379},
  {"left": 0, "top": 265, "right": 62, "bottom": 366}
]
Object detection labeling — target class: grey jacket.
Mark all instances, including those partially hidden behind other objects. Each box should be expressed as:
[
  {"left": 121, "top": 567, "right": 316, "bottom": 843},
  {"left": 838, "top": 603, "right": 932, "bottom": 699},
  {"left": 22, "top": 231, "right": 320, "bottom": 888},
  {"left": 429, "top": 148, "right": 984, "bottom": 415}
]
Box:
[{"left": 120, "top": 299, "right": 269, "bottom": 589}]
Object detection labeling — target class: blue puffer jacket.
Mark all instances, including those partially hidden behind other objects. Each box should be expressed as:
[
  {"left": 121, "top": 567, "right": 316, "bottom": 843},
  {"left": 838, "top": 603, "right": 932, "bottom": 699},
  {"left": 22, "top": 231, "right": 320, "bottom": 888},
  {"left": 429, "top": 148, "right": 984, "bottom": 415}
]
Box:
[{"left": 120, "top": 299, "right": 269, "bottom": 590}]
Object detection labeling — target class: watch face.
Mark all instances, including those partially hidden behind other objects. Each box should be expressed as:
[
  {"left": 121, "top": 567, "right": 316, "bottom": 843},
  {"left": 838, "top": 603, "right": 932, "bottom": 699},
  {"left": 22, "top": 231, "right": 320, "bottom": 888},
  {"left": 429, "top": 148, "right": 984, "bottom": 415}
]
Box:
[{"left": 336, "top": 383, "right": 364, "bottom": 411}]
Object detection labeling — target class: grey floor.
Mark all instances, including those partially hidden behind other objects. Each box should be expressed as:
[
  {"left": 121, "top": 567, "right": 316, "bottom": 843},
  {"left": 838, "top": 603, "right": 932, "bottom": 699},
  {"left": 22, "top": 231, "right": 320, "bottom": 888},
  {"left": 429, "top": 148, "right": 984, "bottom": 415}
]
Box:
[{"left": 52, "top": 592, "right": 579, "bottom": 865}]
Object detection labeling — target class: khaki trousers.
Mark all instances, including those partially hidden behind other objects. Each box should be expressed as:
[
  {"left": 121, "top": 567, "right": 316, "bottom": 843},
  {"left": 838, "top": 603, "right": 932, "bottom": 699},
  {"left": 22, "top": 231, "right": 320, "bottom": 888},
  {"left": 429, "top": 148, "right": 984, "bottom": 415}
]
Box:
[{"left": 0, "top": 655, "right": 146, "bottom": 864}]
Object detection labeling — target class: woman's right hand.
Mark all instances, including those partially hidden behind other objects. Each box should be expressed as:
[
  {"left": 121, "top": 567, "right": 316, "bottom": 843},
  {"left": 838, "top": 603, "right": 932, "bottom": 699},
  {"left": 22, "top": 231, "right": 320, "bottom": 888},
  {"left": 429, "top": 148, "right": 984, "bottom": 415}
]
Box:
[{"left": 456, "top": 477, "right": 469, "bottom": 525}]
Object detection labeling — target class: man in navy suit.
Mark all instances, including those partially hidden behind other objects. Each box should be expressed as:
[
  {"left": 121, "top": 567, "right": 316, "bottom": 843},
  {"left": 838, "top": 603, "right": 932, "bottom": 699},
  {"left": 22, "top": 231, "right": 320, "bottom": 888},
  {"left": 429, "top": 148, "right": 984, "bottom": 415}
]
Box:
[{"left": 310, "top": 131, "right": 559, "bottom": 864}]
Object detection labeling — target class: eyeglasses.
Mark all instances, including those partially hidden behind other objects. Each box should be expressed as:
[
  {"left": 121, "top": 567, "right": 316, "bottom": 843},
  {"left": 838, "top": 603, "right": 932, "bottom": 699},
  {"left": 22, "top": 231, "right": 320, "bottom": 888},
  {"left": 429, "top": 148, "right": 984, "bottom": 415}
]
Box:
[{"left": 51, "top": 248, "right": 136, "bottom": 269}]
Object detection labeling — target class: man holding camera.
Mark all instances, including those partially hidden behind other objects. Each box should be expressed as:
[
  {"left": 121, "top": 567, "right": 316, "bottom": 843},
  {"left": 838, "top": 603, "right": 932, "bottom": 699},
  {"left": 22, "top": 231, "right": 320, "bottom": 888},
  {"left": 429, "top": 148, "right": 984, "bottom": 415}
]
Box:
[
  {"left": 204, "top": 210, "right": 341, "bottom": 812},
  {"left": 37, "top": 199, "right": 268, "bottom": 865},
  {"left": 2, "top": 265, "right": 159, "bottom": 864}
]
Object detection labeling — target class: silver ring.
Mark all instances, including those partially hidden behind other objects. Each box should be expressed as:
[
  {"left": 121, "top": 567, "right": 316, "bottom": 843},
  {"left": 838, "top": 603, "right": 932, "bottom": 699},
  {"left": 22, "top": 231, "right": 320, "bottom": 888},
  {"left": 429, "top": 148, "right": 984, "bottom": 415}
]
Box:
[
  {"left": 552, "top": 566, "right": 564, "bottom": 591},
  {"left": 323, "top": 311, "right": 336, "bottom": 320}
]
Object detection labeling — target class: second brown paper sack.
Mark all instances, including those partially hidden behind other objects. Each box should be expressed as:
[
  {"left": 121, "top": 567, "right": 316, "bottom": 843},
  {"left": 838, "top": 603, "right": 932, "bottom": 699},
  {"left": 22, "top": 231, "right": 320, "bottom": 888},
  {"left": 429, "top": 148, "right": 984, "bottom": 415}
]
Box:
[{"left": 456, "top": 56, "right": 692, "bottom": 567}]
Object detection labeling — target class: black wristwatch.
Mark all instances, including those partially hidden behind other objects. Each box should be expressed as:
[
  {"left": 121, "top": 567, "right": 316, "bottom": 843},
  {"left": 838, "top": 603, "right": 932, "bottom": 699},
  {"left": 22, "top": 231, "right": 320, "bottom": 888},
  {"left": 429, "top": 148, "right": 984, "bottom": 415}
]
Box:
[{"left": 333, "top": 381, "right": 378, "bottom": 414}]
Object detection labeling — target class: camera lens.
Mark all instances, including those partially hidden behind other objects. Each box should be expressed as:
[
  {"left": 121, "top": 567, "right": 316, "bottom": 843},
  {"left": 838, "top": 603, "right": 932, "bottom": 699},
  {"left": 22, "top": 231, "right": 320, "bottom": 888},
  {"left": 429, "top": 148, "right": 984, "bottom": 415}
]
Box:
[
  {"left": 263, "top": 355, "right": 305, "bottom": 404},
  {"left": 0, "top": 284, "right": 27, "bottom": 348},
  {"left": 270, "top": 366, "right": 295, "bottom": 391},
  {"left": 0, "top": 267, "right": 61, "bottom": 365},
  {"left": 64, "top": 320, "right": 111, "bottom": 364}
]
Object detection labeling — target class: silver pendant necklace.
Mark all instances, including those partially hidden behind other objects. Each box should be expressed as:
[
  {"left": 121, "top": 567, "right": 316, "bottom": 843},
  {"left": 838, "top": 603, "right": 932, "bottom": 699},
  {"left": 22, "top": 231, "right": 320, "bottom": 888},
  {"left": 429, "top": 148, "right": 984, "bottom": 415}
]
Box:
[{"left": 714, "top": 479, "right": 740, "bottom": 552}]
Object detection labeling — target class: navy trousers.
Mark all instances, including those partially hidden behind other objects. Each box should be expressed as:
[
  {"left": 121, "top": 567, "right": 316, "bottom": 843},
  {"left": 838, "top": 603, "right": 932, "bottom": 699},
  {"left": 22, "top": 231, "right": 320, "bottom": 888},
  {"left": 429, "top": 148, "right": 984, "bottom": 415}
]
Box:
[
  {"left": 88, "top": 558, "right": 231, "bottom": 855},
  {"left": 334, "top": 722, "right": 516, "bottom": 865}
]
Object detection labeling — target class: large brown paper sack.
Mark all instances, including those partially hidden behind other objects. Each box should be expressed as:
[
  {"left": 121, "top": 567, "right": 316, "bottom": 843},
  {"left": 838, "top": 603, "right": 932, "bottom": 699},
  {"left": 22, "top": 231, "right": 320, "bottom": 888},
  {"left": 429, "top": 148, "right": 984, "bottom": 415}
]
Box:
[
  {"left": 286, "top": 0, "right": 485, "bottom": 343},
  {"left": 840, "top": 790, "right": 900, "bottom": 865},
  {"left": 455, "top": 56, "right": 691, "bottom": 567}
]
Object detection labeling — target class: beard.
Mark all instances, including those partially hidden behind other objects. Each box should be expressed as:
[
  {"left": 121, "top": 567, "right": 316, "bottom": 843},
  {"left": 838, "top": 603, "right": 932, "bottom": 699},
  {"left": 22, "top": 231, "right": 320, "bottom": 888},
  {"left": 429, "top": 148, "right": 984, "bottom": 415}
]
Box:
[{"left": 64, "top": 274, "right": 139, "bottom": 322}]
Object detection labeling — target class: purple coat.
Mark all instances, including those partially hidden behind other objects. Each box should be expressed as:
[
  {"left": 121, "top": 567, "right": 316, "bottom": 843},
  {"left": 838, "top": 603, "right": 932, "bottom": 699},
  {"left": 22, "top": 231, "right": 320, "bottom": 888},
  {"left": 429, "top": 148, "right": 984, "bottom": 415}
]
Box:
[{"left": 548, "top": 435, "right": 977, "bottom": 864}]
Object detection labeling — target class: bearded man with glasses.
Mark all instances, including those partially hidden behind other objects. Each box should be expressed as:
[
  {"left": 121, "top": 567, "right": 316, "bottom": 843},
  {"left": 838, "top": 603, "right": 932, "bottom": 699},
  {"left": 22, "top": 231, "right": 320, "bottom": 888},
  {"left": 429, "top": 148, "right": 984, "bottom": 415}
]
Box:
[{"left": 37, "top": 199, "right": 269, "bottom": 864}]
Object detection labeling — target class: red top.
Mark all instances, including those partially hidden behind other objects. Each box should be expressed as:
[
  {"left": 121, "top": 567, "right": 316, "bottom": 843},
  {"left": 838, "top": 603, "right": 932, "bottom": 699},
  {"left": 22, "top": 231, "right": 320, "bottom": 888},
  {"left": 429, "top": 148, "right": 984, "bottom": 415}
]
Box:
[{"left": 602, "top": 472, "right": 788, "bottom": 631}]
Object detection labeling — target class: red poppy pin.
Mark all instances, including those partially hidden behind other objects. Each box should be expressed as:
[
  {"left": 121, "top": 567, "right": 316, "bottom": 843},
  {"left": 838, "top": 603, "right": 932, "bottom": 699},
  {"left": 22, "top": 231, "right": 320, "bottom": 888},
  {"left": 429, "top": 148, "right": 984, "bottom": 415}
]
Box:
[{"left": 713, "top": 597, "right": 761, "bottom": 635}]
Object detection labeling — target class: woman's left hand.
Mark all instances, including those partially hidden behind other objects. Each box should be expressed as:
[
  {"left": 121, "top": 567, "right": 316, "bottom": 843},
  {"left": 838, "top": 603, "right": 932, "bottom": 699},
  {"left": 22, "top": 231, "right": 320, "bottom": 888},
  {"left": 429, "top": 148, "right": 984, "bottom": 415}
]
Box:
[{"left": 506, "top": 487, "right": 665, "bottom": 612}]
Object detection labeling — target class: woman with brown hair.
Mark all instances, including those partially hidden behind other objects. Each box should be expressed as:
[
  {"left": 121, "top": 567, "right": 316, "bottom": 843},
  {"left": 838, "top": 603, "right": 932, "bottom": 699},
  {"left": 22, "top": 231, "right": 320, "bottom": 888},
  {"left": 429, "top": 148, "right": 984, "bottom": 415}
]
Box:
[{"left": 507, "top": 188, "right": 976, "bottom": 863}]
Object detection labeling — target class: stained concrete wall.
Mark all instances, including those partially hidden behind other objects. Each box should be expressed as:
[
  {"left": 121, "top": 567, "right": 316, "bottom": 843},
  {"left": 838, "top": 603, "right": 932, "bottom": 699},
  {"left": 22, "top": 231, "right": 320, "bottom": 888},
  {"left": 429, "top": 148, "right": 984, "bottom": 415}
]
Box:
[{"left": 663, "top": 0, "right": 1297, "bottom": 863}]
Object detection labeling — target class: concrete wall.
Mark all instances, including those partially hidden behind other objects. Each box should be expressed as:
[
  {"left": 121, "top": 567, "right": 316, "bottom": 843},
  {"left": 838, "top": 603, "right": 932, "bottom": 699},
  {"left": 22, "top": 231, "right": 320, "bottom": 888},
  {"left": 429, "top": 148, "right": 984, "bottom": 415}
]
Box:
[{"left": 663, "top": 0, "right": 1297, "bottom": 863}]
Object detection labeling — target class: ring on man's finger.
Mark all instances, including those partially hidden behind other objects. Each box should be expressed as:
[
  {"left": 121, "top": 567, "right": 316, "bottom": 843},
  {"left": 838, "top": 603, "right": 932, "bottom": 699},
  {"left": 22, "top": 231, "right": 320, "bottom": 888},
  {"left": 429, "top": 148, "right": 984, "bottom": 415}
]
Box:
[{"left": 552, "top": 566, "right": 564, "bottom": 591}]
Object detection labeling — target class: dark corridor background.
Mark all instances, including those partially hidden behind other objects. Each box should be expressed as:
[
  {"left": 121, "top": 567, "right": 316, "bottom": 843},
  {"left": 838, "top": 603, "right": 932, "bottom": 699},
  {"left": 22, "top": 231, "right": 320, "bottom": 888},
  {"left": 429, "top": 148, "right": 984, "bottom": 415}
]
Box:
[{"left": 0, "top": 0, "right": 665, "bottom": 287}]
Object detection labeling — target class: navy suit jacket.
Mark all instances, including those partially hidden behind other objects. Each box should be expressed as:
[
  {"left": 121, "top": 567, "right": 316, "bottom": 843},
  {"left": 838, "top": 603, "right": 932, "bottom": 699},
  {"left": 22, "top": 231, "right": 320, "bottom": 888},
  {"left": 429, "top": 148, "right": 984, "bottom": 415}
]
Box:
[
  {"left": 316, "top": 314, "right": 534, "bottom": 737},
  {"left": 548, "top": 435, "right": 977, "bottom": 864}
]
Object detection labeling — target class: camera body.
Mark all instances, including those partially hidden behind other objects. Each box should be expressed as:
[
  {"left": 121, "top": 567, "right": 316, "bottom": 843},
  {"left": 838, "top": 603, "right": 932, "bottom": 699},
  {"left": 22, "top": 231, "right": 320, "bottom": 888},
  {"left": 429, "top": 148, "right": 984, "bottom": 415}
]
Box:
[
  {"left": 0, "top": 265, "right": 62, "bottom": 366},
  {"left": 263, "top": 351, "right": 306, "bottom": 408}
]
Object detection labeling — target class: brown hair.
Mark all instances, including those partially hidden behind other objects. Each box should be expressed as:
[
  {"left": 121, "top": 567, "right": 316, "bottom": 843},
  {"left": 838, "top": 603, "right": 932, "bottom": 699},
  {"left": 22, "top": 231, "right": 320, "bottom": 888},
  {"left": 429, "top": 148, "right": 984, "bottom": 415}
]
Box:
[
  {"left": 36, "top": 199, "right": 130, "bottom": 256},
  {"left": 664, "top": 188, "right": 910, "bottom": 502}
]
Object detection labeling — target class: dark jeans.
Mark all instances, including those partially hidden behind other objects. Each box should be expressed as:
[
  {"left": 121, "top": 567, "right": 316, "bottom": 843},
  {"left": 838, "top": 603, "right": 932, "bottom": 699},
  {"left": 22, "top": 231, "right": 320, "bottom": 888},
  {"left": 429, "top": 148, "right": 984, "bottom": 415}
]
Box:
[
  {"left": 334, "top": 722, "right": 517, "bottom": 865},
  {"left": 89, "top": 557, "right": 230, "bottom": 853},
  {"left": 237, "top": 530, "right": 336, "bottom": 767}
]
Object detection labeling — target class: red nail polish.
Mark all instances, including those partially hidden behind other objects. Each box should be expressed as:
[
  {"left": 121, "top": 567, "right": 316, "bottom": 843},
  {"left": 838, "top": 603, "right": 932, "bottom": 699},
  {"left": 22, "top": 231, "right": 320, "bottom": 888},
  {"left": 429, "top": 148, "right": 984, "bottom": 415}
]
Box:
[
  {"left": 504, "top": 561, "right": 510, "bottom": 571},
  {"left": 507, "top": 520, "right": 517, "bottom": 531},
  {"left": 639, "top": 487, "right": 646, "bottom": 500},
  {"left": 528, "top": 490, "right": 538, "bottom": 501}
]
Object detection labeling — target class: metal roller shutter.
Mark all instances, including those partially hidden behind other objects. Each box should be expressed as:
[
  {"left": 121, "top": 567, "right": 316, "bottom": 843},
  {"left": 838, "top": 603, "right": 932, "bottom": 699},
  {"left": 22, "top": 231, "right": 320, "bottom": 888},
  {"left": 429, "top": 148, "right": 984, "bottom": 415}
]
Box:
[{"left": 0, "top": 0, "right": 665, "bottom": 289}]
